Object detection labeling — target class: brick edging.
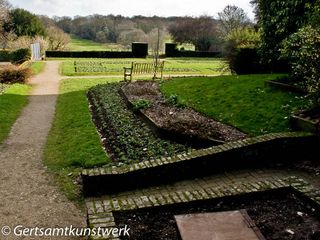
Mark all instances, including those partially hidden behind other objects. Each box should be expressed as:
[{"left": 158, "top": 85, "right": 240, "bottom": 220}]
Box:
[{"left": 82, "top": 132, "right": 317, "bottom": 196}]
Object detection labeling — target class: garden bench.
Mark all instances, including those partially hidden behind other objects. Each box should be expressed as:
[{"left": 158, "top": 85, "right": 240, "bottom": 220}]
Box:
[{"left": 123, "top": 61, "right": 164, "bottom": 81}]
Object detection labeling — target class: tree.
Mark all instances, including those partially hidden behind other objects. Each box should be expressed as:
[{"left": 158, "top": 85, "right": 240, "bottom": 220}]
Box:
[
  {"left": 5, "top": 8, "right": 46, "bottom": 37},
  {"left": 168, "top": 15, "right": 219, "bottom": 51},
  {"left": 218, "top": 5, "right": 251, "bottom": 36},
  {"left": 46, "top": 26, "right": 70, "bottom": 50},
  {"left": 0, "top": 0, "right": 12, "bottom": 48},
  {"left": 252, "top": 0, "right": 315, "bottom": 68},
  {"left": 281, "top": 26, "right": 320, "bottom": 102}
]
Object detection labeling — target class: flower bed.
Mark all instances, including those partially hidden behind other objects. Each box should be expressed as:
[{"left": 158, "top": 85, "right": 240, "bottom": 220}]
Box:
[
  {"left": 87, "top": 83, "right": 190, "bottom": 164},
  {"left": 121, "top": 81, "right": 246, "bottom": 146}
]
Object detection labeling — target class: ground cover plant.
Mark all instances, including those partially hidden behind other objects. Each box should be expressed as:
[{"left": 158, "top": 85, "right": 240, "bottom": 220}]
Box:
[
  {"left": 160, "top": 74, "right": 311, "bottom": 136},
  {"left": 88, "top": 83, "right": 190, "bottom": 163},
  {"left": 114, "top": 189, "right": 320, "bottom": 240},
  {"left": 0, "top": 83, "right": 31, "bottom": 143},
  {"left": 60, "top": 58, "right": 227, "bottom": 76}
]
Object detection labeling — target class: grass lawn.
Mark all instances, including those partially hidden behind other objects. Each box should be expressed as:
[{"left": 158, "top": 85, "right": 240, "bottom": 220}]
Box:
[
  {"left": 0, "top": 84, "right": 32, "bottom": 143},
  {"left": 44, "top": 77, "right": 119, "bottom": 202},
  {"left": 160, "top": 74, "right": 311, "bottom": 136},
  {"left": 30, "top": 61, "right": 45, "bottom": 75},
  {"left": 68, "top": 36, "right": 127, "bottom": 51},
  {"left": 61, "top": 58, "right": 228, "bottom": 76}
]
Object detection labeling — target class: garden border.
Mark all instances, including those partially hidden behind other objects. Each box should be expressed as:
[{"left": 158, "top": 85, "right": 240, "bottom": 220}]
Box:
[{"left": 82, "top": 132, "right": 318, "bottom": 196}]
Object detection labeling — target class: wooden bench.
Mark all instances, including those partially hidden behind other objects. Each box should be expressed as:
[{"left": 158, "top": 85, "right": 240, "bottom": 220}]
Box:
[{"left": 123, "top": 61, "right": 164, "bottom": 81}]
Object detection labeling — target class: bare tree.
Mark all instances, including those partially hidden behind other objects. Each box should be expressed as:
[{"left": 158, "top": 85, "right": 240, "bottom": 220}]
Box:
[
  {"left": 218, "top": 5, "right": 251, "bottom": 36},
  {"left": 0, "top": 0, "right": 13, "bottom": 49},
  {"left": 47, "top": 26, "right": 70, "bottom": 50},
  {"left": 169, "top": 15, "right": 219, "bottom": 51}
]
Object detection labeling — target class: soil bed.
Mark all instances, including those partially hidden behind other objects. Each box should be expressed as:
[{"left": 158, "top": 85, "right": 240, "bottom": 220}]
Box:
[
  {"left": 114, "top": 188, "right": 320, "bottom": 240},
  {"left": 87, "top": 83, "right": 190, "bottom": 164},
  {"left": 121, "top": 81, "right": 246, "bottom": 143}
]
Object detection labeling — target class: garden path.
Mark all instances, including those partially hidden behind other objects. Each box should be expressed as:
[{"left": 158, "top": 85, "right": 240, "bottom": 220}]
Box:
[{"left": 0, "top": 61, "right": 86, "bottom": 239}]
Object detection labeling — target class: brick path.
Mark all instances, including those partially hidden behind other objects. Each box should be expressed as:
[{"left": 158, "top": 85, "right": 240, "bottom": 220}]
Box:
[{"left": 86, "top": 168, "right": 320, "bottom": 240}]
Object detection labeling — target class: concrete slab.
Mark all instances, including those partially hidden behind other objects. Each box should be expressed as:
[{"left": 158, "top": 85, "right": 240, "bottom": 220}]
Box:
[{"left": 175, "top": 210, "right": 265, "bottom": 240}]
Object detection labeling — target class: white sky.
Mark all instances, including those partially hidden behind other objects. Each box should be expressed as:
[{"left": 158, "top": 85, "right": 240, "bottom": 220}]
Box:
[{"left": 8, "top": 0, "right": 255, "bottom": 19}]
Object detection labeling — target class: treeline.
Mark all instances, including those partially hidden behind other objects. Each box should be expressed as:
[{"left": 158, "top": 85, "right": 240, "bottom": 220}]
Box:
[
  {"left": 0, "top": 0, "right": 70, "bottom": 52},
  {"left": 54, "top": 8, "right": 252, "bottom": 51}
]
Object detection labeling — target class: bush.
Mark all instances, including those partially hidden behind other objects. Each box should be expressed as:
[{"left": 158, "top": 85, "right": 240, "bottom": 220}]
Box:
[
  {"left": 281, "top": 26, "right": 320, "bottom": 103},
  {"left": 11, "top": 48, "right": 31, "bottom": 64},
  {"left": 0, "top": 51, "right": 11, "bottom": 62},
  {"left": 224, "top": 28, "right": 264, "bottom": 74},
  {"left": 0, "top": 66, "right": 32, "bottom": 84},
  {"left": 229, "top": 47, "right": 264, "bottom": 74}
]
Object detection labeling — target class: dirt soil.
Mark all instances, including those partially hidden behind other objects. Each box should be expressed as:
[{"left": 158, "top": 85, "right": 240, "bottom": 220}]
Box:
[
  {"left": 0, "top": 61, "right": 86, "bottom": 240},
  {"left": 114, "top": 189, "right": 320, "bottom": 240},
  {"left": 121, "top": 81, "right": 246, "bottom": 142}
]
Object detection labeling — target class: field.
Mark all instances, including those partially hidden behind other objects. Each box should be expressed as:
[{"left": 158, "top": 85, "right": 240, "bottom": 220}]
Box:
[
  {"left": 61, "top": 58, "right": 228, "bottom": 76},
  {"left": 68, "top": 36, "right": 127, "bottom": 51},
  {"left": 160, "top": 75, "right": 311, "bottom": 136}
]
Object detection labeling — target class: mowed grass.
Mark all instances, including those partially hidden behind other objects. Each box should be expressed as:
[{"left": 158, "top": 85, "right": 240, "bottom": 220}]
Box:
[
  {"left": 160, "top": 74, "right": 311, "bottom": 136},
  {"left": 0, "top": 84, "right": 31, "bottom": 143},
  {"left": 44, "top": 77, "right": 119, "bottom": 202},
  {"left": 69, "top": 36, "right": 127, "bottom": 51},
  {"left": 61, "top": 58, "right": 228, "bottom": 76},
  {"left": 30, "top": 61, "right": 45, "bottom": 75}
]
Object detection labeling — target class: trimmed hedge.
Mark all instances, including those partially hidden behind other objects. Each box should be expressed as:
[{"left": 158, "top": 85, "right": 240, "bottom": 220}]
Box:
[
  {"left": 45, "top": 51, "right": 134, "bottom": 58},
  {"left": 132, "top": 42, "right": 148, "bottom": 58},
  {"left": 229, "top": 48, "right": 264, "bottom": 74},
  {"left": 165, "top": 43, "right": 221, "bottom": 58},
  {"left": 0, "top": 65, "right": 31, "bottom": 84},
  {"left": 0, "top": 48, "right": 31, "bottom": 64}
]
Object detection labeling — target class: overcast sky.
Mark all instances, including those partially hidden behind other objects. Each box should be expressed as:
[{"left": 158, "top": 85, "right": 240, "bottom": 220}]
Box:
[{"left": 8, "top": 0, "right": 254, "bottom": 19}]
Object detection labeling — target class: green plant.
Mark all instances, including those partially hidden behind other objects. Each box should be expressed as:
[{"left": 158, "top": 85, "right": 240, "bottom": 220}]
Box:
[
  {"left": 0, "top": 65, "right": 31, "bottom": 84},
  {"left": 88, "top": 83, "right": 188, "bottom": 163},
  {"left": 166, "top": 94, "right": 178, "bottom": 105},
  {"left": 11, "top": 48, "right": 31, "bottom": 64},
  {"left": 253, "top": 0, "right": 316, "bottom": 70},
  {"left": 223, "top": 27, "right": 262, "bottom": 74},
  {"left": 132, "top": 99, "right": 152, "bottom": 111},
  {"left": 281, "top": 25, "right": 320, "bottom": 103}
]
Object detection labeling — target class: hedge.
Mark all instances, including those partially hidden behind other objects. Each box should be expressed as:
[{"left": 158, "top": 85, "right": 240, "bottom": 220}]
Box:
[
  {"left": 0, "top": 48, "right": 31, "bottom": 64},
  {"left": 45, "top": 51, "right": 134, "bottom": 58},
  {"left": 165, "top": 43, "right": 221, "bottom": 58}
]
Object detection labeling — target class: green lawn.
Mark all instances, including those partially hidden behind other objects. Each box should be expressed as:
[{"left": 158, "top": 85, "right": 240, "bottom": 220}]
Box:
[
  {"left": 160, "top": 74, "right": 311, "bottom": 136},
  {"left": 0, "top": 84, "right": 31, "bottom": 143},
  {"left": 68, "top": 36, "right": 127, "bottom": 51},
  {"left": 61, "top": 58, "right": 228, "bottom": 76},
  {"left": 44, "top": 77, "right": 119, "bottom": 202},
  {"left": 30, "top": 61, "right": 45, "bottom": 75}
]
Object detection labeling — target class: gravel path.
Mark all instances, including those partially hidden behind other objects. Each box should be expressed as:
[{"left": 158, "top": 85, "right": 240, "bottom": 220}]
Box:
[{"left": 0, "top": 61, "right": 86, "bottom": 239}]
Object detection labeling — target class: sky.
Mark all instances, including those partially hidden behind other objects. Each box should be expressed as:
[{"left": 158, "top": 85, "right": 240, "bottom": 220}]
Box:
[{"left": 8, "top": 0, "right": 255, "bottom": 19}]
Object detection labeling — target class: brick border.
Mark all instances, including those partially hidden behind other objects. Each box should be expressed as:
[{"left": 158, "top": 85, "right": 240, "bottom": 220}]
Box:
[
  {"left": 86, "top": 174, "right": 320, "bottom": 240},
  {"left": 82, "top": 132, "right": 318, "bottom": 196}
]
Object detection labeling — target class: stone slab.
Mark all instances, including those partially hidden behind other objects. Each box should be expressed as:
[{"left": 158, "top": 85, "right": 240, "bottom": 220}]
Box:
[{"left": 175, "top": 210, "right": 265, "bottom": 240}]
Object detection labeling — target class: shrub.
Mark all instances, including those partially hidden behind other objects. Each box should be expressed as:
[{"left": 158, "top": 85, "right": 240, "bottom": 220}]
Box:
[
  {"left": 11, "top": 48, "right": 31, "bottom": 64},
  {"left": 0, "top": 66, "right": 32, "bottom": 84},
  {"left": 281, "top": 26, "right": 320, "bottom": 103},
  {"left": 0, "top": 51, "right": 11, "bottom": 62},
  {"left": 224, "top": 28, "right": 263, "bottom": 74}
]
